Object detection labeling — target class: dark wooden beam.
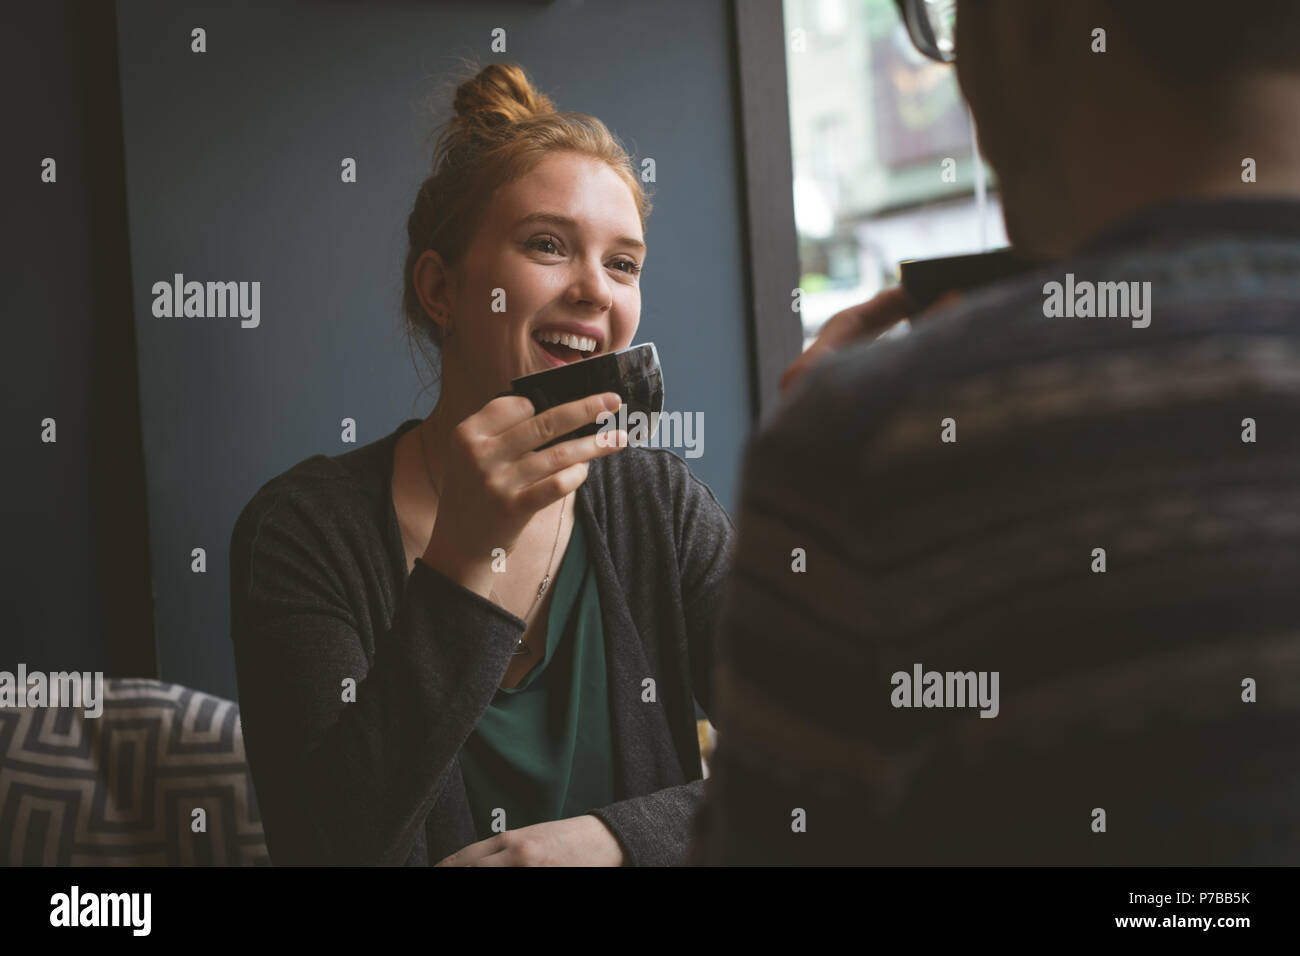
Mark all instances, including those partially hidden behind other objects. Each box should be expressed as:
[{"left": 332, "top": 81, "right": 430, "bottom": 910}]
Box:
[{"left": 730, "top": 0, "right": 804, "bottom": 419}]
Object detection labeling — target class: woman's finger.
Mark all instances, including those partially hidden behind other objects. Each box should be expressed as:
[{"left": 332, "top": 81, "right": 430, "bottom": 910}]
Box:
[
  {"left": 513, "top": 460, "right": 599, "bottom": 516},
  {"left": 434, "top": 834, "right": 503, "bottom": 866},
  {"left": 495, "top": 391, "right": 622, "bottom": 459},
  {"left": 466, "top": 394, "right": 539, "bottom": 437},
  {"left": 470, "top": 848, "right": 515, "bottom": 867},
  {"left": 511, "top": 429, "right": 628, "bottom": 489}
]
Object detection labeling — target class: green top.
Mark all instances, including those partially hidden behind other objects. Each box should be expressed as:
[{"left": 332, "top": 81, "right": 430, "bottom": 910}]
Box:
[{"left": 459, "top": 514, "right": 617, "bottom": 840}]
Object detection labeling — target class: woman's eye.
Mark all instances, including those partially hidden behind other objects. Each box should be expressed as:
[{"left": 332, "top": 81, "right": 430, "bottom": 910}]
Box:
[
  {"left": 526, "top": 237, "right": 560, "bottom": 255},
  {"left": 524, "top": 237, "right": 638, "bottom": 275}
]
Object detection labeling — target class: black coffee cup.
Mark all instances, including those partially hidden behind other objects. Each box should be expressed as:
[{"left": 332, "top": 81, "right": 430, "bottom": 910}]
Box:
[{"left": 507, "top": 342, "right": 664, "bottom": 450}]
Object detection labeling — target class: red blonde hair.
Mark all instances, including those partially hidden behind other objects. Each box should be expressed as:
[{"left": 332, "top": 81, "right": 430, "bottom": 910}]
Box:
[{"left": 402, "top": 62, "right": 652, "bottom": 373}]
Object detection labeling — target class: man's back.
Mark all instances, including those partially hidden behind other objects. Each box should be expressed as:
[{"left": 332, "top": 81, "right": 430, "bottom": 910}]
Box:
[{"left": 691, "top": 199, "right": 1300, "bottom": 864}]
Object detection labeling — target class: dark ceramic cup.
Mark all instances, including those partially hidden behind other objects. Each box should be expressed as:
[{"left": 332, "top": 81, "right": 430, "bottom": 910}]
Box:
[{"left": 507, "top": 342, "right": 664, "bottom": 450}]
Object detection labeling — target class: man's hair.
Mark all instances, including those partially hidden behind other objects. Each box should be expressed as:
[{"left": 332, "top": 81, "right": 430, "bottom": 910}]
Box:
[{"left": 1109, "top": 0, "right": 1300, "bottom": 78}]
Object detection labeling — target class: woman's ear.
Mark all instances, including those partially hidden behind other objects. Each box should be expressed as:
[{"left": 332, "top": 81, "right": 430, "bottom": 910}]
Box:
[{"left": 414, "top": 249, "right": 457, "bottom": 338}]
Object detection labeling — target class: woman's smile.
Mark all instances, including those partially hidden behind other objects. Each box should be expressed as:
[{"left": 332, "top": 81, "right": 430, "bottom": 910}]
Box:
[{"left": 531, "top": 322, "right": 607, "bottom": 369}]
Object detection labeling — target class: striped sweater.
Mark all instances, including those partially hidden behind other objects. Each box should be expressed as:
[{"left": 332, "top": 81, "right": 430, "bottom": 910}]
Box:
[{"left": 689, "top": 199, "right": 1300, "bottom": 865}]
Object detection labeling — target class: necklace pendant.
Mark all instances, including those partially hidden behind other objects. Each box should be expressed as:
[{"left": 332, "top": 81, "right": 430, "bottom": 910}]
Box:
[{"left": 537, "top": 575, "right": 549, "bottom": 598}]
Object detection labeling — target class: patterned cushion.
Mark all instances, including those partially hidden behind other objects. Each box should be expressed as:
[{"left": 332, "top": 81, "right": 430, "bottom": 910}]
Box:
[{"left": 0, "top": 678, "right": 268, "bottom": 865}]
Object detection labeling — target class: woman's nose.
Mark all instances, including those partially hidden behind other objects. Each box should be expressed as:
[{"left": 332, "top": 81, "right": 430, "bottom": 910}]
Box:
[{"left": 565, "top": 256, "right": 614, "bottom": 311}]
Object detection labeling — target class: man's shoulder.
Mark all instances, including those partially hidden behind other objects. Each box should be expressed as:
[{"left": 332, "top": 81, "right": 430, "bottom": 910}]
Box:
[
  {"left": 768, "top": 268, "right": 1050, "bottom": 446},
  {"left": 765, "top": 231, "right": 1300, "bottom": 463}
]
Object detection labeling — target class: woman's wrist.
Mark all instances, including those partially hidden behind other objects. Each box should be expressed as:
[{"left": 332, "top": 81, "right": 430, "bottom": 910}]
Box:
[{"left": 421, "top": 531, "right": 496, "bottom": 600}]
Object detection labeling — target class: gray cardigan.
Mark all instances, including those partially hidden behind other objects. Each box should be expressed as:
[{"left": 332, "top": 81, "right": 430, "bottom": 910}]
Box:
[{"left": 229, "top": 418, "right": 735, "bottom": 866}]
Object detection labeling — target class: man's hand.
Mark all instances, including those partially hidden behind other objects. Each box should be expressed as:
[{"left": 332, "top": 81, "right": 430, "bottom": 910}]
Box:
[
  {"left": 434, "top": 814, "right": 626, "bottom": 867},
  {"left": 780, "top": 285, "right": 957, "bottom": 397}
]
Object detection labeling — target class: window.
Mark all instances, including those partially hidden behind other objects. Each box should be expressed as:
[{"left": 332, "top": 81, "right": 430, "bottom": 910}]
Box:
[{"left": 785, "top": 0, "right": 1006, "bottom": 343}]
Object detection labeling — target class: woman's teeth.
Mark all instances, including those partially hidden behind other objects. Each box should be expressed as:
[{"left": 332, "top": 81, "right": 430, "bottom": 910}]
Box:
[{"left": 533, "top": 330, "right": 597, "bottom": 353}]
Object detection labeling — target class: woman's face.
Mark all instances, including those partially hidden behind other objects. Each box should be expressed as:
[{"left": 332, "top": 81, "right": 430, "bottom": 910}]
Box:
[{"left": 424, "top": 150, "right": 645, "bottom": 405}]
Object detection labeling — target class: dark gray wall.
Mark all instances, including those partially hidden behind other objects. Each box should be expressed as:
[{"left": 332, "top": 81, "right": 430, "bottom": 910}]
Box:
[
  {"left": 114, "top": 0, "right": 755, "bottom": 700},
  {"left": 3, "top": 2, "right": 155, "bottom": 679}
]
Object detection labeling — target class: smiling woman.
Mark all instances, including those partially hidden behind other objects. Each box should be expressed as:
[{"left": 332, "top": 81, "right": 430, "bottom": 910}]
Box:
[{"left": 229, "top": 62, "right": 734, "bottom": 868}]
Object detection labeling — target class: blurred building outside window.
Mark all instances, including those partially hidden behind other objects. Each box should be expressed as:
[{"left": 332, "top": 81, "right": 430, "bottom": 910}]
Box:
[{"left": 784, "top": 0, "right": 1007, "bottom": 347}]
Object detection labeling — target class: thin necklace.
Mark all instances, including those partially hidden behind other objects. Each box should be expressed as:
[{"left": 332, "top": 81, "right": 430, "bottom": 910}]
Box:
[{"left": 418, "top": 420, "right": 563, "bottom": 657}]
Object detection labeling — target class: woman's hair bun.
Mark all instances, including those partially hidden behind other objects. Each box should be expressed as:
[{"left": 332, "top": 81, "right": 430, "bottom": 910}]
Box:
[{"left": 450, "top": 62, "right": 556, "bottom": 133}]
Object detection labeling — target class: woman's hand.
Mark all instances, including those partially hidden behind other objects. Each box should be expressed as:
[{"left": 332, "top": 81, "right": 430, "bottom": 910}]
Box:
[
  {"left": 780, "top": 285, "right": 929, "bottom": 396},
  {"left": 433, "top": 814, "right": 626, "bottom": 866},
  {"left": 421, "top": 391, "right": 628, "bottom": 599}
]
